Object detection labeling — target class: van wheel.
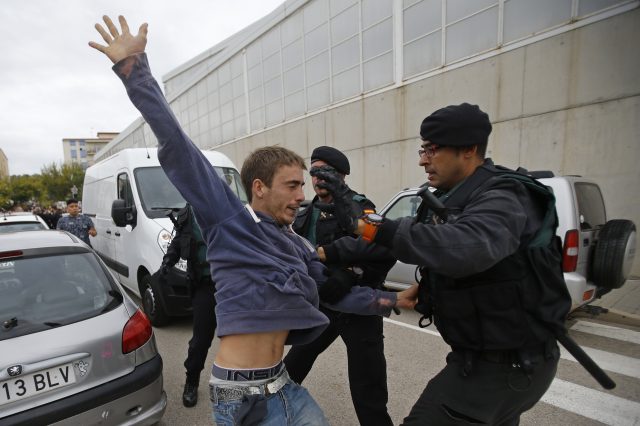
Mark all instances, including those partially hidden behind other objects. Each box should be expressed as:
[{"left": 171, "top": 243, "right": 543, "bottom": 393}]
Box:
[
  {"left": 141, "top": 274, "right": 170, "bottom": 327},
  {"left": 592, "top": 220, "right": 636, "bottom": 289}
]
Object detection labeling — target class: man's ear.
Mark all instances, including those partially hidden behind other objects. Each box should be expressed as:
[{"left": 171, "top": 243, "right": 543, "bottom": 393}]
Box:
[
  {"left": 252, "top": 178, "right": 267, "bottom": 199},
  {"left": 463, "top": 145, "right": 478, "bottom": 158}
]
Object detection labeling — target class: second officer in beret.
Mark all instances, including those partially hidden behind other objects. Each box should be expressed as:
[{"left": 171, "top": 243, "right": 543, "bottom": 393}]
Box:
[{"left": 284, "top": 146, "right": 396, "bottom": 426}]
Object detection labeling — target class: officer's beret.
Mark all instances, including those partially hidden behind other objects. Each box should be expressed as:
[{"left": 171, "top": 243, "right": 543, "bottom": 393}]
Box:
[
  {"left": 310, "top": 146, "right": 350, "bottom": 175},
  {"left": 420, "top": 103, "right": 492, "bottom": 147}
]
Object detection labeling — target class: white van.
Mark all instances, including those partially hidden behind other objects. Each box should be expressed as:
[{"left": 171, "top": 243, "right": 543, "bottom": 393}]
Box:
[{"left": 82, "top": 148, "right": 247, "bottom": 325}]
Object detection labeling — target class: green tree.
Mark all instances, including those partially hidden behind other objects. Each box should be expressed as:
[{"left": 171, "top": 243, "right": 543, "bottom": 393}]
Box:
[
  {"left": 0, "top": 177, "right": 12, "bottom": 210},
  {"left": 8, "top": 174, "right": 44, "bottom": 207},
  {"left": 39, "top": 162, "right": 86, "bottom": 202}
]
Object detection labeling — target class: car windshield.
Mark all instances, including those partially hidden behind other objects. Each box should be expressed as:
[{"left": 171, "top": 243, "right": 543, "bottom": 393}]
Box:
[
  {"left": 0, "top": 252, "right": 122, "bottom": 340},
  {"left": 383, "top": 194, "right": 423, "bottom": 220},
  {"left": 134, "top": 166, "right": 248, "bottom": 218},
  {"left": 0, "top": 222, "right": 47, "bottom": 234}
]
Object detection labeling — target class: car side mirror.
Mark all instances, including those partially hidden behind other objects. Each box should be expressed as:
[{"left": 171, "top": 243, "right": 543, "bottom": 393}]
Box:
[{"left": 111, "top": 199, "right": 137, "bottom": 228}]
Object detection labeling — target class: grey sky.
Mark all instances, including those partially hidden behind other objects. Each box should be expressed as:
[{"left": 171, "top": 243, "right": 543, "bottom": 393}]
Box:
[{"left": 0, "top": 0, "right": 284, "bottom": 176}]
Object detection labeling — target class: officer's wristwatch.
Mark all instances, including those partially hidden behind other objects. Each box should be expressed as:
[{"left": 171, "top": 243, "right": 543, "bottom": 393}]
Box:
[{"left": 361, "top": 213, "right": 384, "bottom": 243}]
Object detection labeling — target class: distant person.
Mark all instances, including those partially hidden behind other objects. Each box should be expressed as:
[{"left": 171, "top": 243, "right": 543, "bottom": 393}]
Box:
[
  {"left": 90, "top": 15, "right": 417, "bottom": 424},
  {"left": 57, "top": 199, "right": 97, "bottom": 246},
  {"left": 160, "top": 203, "right": 217, "bottom": 408},
  {"left": 43, "top": 206, "right": 62, "bottom": 229}
]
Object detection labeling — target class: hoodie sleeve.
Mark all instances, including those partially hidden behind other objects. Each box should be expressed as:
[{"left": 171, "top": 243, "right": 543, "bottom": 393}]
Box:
[{"left": 112, "top": 53, "right": 244, "bottom": 231}]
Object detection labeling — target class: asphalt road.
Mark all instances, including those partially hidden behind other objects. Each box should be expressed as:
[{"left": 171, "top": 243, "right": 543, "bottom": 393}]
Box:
[{"left": 149, "top": 307, "right": 640, "bottom": 426}]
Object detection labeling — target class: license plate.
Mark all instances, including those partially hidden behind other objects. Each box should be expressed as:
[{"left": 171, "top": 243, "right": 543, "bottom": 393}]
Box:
[{"left": 0, "top": 363, "right": 76, "bottom": 405}]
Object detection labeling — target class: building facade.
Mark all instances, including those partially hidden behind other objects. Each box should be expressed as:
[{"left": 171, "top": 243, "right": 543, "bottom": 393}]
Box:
[
  {"left": 0, "top": 148, "right": 8, "bottom": 178},
  {"left": 95, "top": 0, "right": 640, "bottom": 274},
  {"left": 62, "top": 132, "right": 118, "bottom": 169}
]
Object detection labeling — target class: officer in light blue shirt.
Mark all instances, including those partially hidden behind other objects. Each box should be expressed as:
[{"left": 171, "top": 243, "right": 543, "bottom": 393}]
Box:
[{"left": 56, "top": 199, "right": 96, "bottom": 246}]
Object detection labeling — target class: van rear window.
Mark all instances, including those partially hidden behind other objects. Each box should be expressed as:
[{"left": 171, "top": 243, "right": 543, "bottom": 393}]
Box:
[{"left": 574, "top": 182, "right": 606, "bottom": 230}]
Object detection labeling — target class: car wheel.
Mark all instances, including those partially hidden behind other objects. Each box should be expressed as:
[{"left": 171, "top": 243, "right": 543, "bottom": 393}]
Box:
[
  {"left": 141, "top": 274, "right": 170, "bottom": 327},
  {"left": 592, "top": 219, "right": 636, "bottom": 289}
]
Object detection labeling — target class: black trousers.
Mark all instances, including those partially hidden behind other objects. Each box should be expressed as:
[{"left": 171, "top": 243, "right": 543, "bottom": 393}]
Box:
[
  {"left": 284, "top": 306, "right": 392, "bottom": 426},
  {"left": 184, "top": 279, "right": 217, "bottom": 384},
  {"left": 401, "top": 346, "right": 560, "bottom": 426}
]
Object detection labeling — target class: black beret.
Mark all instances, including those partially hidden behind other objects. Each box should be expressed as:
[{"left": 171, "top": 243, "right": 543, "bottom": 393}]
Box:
[
  {"left": 310, "top": 146, "right": 350, "bottom": 175},
  {"left": 420, "top": 103, "right": 492, "bottom": 147}
]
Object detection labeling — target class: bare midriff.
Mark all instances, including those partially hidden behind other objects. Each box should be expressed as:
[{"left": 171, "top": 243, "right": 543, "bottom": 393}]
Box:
[{"left": 215, "top": 330, "right": 289, "bottom": 369}]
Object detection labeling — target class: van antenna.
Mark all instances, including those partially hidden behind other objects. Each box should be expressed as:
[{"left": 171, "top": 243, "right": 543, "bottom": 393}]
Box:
[{"left": 142, "top": 122, "right": 151, "bottom": 159}]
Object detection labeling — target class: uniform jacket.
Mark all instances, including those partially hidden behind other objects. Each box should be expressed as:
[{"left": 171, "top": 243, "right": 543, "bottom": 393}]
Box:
[
  {"left": 162, "top": 205, "right": 211, "bottom": 284},
  {"left": 295, "top": 193, "right": 396, "bottom": 289}
]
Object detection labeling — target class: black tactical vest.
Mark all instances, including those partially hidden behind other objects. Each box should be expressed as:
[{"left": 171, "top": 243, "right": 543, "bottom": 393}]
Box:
[
  {"left": 172, "top": 206, "right": 209, "bottom": 281},
  {"left": 293, "top": 191, "right": 390, "bottom": 288},
  {"left": 417, "top": 161, "right": 571, "bottom": 351}
]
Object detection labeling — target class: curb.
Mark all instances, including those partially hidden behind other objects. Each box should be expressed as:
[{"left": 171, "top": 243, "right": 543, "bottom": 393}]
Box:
[{"left": 570, "top": 308, "right": 640, "bottom": 328}]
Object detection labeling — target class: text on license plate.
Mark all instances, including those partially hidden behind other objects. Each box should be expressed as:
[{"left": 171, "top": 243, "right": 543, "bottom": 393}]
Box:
[{"left": 1, "top": 363, "right": 77, "bottom": 405}]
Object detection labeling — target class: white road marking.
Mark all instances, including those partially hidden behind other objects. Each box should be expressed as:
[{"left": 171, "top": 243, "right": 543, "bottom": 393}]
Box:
[
  {"left": 559, "top": 345, "right": 640, "bottom": 379},
  {"left": 541, "top": 378, "right": 640, "bottom": 426},
  {"left": 385, "top": 318, "right": 640, "bottom": 424},
  {"left": 571, "top": 321, "right": 640, "bottom": 345},
  {"left": 383, "top": 317, "right": 441, "bottom": 337}
]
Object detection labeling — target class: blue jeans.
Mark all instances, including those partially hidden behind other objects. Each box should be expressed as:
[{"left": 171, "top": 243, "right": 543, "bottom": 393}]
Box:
[{"left": 211, "top": 377, "right": 329, "bottom": 426}]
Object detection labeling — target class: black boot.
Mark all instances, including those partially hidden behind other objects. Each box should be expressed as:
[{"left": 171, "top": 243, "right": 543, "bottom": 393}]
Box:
[{"left": 182, "top": 381, "right": 198, "bottom": 407}]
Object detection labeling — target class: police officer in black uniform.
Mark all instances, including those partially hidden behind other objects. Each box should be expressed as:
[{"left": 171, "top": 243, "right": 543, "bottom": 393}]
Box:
[
  {"left": 355, "top": 103, "right": 570, "bottom": 425},
  {"left": 161, "top": 204, "right": 217, "bottom": 408},
  {"left": 284, "top": 146, "right": 395, "bottom": 426}
]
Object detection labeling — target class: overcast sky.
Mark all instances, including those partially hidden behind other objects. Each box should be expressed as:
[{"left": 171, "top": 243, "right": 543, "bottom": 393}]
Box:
[{"left": 0, "top": 0, "right": 285, "bottom": 176}]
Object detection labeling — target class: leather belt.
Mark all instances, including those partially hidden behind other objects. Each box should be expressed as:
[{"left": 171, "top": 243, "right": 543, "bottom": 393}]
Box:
[{"left": 211, "top": 370, "right": 289, "bottom": 403}]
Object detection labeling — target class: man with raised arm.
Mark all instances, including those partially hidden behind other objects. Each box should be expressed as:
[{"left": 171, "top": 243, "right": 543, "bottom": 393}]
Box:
[{"left": 89, "top": 15, "right": 417, "bottom": 425}]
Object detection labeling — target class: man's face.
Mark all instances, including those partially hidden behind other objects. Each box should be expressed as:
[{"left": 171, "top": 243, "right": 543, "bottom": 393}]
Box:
[
  {"left": 67, "top": 203, "right": 80, "bottom": 217},
  {"left": 260, "top": 165, "right": 306, "bottom": 225},
  {"left": 310, "top": 160, "right": 332, "bottom": 198},
  {"left": 418, "top": 141, "right": 467, "bottom": 191}
]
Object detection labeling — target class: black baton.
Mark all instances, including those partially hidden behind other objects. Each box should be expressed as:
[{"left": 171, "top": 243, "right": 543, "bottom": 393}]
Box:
[{"left": 556, "top": 332, "right": 616, "bottom": 389}]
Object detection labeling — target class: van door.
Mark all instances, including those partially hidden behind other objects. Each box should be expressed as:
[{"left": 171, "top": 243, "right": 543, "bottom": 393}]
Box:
[
  {"left": 113, "top": 171, "right": 137, "bottom": 289},
  {"left": 93, "top": 177, "right": 117, "bottom": 268}
]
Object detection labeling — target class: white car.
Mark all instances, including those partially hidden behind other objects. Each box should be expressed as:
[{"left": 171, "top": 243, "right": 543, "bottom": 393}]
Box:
[
  {"left": 380, "top": 173, "right": 636, "bottom": 311},
  {"left": 0, "top": 212, "right": 49, "bottom": 234}
]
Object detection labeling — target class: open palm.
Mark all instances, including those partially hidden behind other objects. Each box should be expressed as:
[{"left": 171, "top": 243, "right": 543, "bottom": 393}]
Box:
[{"left": 89, "top": 15, "right": 148, "bottom": 64}]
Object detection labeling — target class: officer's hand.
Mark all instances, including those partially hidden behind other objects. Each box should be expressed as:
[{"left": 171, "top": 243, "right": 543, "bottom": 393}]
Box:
[
  {"left": 319, "top": 268, "right": 358, "bottom": 305},
  {"left": 311, "top": 167, "right": 349, "bottom": 198},
  {"left": 395, "top": 284, "right": 419, "bottom": 310},
  {"left": 311, "top": 167, "right": 357, "bottom": 234}
]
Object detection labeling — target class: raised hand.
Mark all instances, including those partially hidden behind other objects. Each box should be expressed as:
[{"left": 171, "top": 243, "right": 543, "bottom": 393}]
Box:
[{"left": 89, "top": 15, "right": 148, "bottom": 64}]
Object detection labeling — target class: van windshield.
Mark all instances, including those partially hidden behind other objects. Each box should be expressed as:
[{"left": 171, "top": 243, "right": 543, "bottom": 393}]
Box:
[{"left": 134, "top": 166, "right": 248, "bottom": 219}]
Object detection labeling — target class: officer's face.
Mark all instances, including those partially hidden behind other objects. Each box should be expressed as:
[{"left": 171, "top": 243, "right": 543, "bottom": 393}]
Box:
[
  {"left": 419, "top": 142, "right": 468, "bottom": 191},
  {"left": 310, "top": 160, "right": 331, "bottom": 198},
  {"left": 67, "top": 203, "right": 80, "bottom": 217},
  {"left": 256, "top": 164, "right": 306, "bottom": 225}
]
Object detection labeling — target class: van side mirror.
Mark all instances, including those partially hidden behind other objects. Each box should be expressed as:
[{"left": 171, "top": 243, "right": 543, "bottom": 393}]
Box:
[{"left": 111, "top": 199, "right": 137, "bottom": 228}]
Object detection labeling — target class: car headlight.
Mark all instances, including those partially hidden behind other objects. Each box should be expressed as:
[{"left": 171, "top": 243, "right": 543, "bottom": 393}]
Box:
[{"left": 157, "top": 229, "right": 173, "bottom": 254}]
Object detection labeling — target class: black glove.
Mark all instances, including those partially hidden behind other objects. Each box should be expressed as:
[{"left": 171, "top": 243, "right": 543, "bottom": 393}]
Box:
[
  {"left": 310, "top": 166, "right": 357, "bottom": 233},
  {"left": 160, "top": 263, "right": 170, "bottom": 275},
  {"left": 318, "top": 267, "right": 358, "bottom": 305}
]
